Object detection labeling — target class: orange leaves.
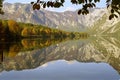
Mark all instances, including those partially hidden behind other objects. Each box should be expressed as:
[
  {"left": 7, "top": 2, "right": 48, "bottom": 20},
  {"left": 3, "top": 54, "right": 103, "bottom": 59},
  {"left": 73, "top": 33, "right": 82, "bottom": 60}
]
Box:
[
  {"left": 54, "top": 2, "right": 63, "bottom": 8},
  {"left": 8, "top": 20, "right": 17, "bottom": 28},
  {"left": 78, "top": 3, "right": 95, "bottom": 15},
  {"left": 109, "top": 14, "right": 118, "bottom": 20},
  {"left": 33, "top": 3, "right": 40, "bottom": 10},
  {"left": 31, "top": 0, "right": 64, "bottom": 10},
  {"left": 107, "top": 3, "right": 120, "bottom": 20},
  {"left": 31, "top": 2, "right": 34, "bottom": 4},
  {"left": 78, "top": 9, "right": 89, "bottom": 15},
  {"left": 8, "top": 20, "right": 21, "bottom": 34},
  {"left": 78, "top": 9, "right": 82, "bottom": 15},
  {"left": 21, "top": 27, "right": 29, "bottom": 36},
  {"left": 71, "top": 0, "right": 78, "bottom": 4},
  {"left": 21, "top": 39, "right": 51, "bottom": 49},
  {"left": 8, "top": 45, "right": 20, "bottom": 58},
  {"left": 61, "top": 0, "right": 65, "bottom": 3},
  {"left": 111, "top": 9, "right": 114, "bottom": 13},
  {"left": 94, "top": 0, "right": 100, "bottom": 3},
  {"left": 43, "top": 3, "right": 46, "bottom": 8}
]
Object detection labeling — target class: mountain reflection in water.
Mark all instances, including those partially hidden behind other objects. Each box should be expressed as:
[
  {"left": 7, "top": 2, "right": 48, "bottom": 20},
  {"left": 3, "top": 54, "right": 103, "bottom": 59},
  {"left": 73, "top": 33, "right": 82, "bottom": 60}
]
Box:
[{"left": 0, "top": 36, "right": 120, "bottom": 80}]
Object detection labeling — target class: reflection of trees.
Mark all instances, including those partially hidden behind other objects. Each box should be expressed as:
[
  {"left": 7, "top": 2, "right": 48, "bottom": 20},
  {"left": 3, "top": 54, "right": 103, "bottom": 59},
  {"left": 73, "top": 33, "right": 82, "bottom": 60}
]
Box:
[
  {"left": 0, "top": 36, "right": 120, "bottom": 75},
  {"left": 21, "top": 39, "right": 52, "bottom": 49},
  {"left": 8, "top": 45, "right": 21, "bottom": 58},
  {"left": 21, "top": 38, "right": 68, "bottom": 50},
  {"left": 1, "top": 43, "right": 21, "bottom": 59},
  {"left": 0, "top": 37, "right": 71, "bottom": 59},
  {"left": 0, "top": 37, "right": 69, "bottom": 70},
  {"left": 0, "top": 53, "right": 3, "bottom": 64}
]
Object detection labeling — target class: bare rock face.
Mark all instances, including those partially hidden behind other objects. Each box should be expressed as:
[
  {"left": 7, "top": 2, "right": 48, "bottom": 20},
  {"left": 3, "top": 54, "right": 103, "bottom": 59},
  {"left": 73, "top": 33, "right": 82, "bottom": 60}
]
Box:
[{"left": 0, "top": 3, "right": 108, "bottom": 32}]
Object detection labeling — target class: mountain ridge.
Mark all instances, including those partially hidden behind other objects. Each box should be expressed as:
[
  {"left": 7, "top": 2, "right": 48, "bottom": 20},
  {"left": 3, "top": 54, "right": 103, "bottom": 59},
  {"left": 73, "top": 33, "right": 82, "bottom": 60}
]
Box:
[{"left": 0, "top": 3, "right": 107, "bottom": 32}]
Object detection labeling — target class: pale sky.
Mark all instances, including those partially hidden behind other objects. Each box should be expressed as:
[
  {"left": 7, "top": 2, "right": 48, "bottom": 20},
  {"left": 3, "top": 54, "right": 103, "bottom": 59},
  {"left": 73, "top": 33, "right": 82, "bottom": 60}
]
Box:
[{"left": 4, "top": 0, "right": 106, "bottom": 12}]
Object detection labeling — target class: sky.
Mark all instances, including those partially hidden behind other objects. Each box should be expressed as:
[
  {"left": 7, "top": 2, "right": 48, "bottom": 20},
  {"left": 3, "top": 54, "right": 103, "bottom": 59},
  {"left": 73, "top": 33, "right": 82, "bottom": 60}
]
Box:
[{"left": 4, "top": 0, "right": 106, "bottom": 12}]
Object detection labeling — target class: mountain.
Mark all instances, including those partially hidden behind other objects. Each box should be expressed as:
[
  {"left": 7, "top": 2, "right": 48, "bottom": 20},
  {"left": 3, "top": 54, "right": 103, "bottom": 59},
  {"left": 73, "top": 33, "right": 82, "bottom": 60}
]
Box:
[
  {"left": 0, "top": 3, "right": 107, "bottom": 32},
  {"left": 88, "top": 11, "right": 120, "bottom": 35},
  {"left": 0, "top": 3, "right": 120, "bottom": 33}
]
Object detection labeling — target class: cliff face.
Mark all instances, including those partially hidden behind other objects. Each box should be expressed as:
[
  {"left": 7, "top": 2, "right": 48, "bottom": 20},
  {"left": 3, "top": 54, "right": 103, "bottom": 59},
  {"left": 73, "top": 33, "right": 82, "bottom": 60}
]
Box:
[
  {"left": 0, "top": 36, "right": 120, "bottom": 74},
  {"left": 0, "top": 3, "right": 107, "bottom": 32},
  {"left": 1, "top": 3, "right": 120, "bottom": 33}
]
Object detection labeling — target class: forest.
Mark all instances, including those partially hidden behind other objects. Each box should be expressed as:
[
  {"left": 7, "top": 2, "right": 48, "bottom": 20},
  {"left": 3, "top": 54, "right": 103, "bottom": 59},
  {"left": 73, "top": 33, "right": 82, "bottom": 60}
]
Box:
[{"left": 0, "top": 19, "right": 89, "bottom": 41}]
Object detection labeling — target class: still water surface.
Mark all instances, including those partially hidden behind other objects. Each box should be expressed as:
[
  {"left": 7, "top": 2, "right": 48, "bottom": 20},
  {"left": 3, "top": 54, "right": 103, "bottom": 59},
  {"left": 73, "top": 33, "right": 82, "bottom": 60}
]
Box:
[{"left": 0, "top": 36, "right": 120, "bottom": 80}]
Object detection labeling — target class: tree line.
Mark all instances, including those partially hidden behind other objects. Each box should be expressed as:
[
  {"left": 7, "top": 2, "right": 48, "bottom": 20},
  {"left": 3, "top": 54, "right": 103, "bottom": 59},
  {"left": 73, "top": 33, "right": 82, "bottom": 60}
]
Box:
[{"left": 0, "top": 19, "right": 89, "bottom": 41}]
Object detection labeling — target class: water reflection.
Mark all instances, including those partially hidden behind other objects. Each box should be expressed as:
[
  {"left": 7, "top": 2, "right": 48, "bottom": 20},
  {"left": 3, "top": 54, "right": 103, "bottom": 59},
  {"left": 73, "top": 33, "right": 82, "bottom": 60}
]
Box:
[
  {"left": 0, "top": 37, "right": 69, "bottom": 59},
  {"left": 0, "top": 36, "right": 120, "bottom": 80}
]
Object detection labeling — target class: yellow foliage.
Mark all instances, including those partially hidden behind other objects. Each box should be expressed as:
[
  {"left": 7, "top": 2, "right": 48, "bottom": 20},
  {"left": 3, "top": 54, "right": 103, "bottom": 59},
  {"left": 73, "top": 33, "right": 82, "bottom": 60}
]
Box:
[
  {"left": 32, "top": 41, "right": 38, "bottom": 47},
  {"left": 21, "top": 39, "right": 31, "bottom": 48},
  {"left": 2, "top": 20, "right": 8, "bottom": 28},
  {"left": 21, "top": 27, "right": 29, "bottom": 36},
  {"left": 8, "top": 45, "right": 20, "bottom": 58},
  {"left": 32, "top": 28, "right": 37, "bottom": 35},
  {"left": 45, "top": 40, "right": 50, "bottom": 46},
  {"left": 45, "top": 28, "right": 51, "bottom": 34},
  {"left": 8, "top": 20, "right": 20, "bottom": 34}
]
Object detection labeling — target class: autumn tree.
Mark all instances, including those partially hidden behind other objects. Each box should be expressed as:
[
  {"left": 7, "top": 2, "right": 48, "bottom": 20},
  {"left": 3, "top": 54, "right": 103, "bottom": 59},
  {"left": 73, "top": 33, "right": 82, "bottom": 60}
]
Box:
[
  {"left": 0, "top": 20, "right": 9, "bottom": 36},
  {"left": 8, "top": 20, "right": 21, "bottom": 35},
  {"left": 8, "top": 45, "right": 20, "bottom": 58},
  {"left": 21, "top": 27, "right": 29, "bottom": 37}
]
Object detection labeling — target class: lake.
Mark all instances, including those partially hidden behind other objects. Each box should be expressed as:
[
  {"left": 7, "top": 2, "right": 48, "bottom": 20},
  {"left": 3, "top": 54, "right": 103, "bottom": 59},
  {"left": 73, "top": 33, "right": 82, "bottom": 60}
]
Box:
[{"left": 0, "top": 36, "right": 120, "bottom": 80}]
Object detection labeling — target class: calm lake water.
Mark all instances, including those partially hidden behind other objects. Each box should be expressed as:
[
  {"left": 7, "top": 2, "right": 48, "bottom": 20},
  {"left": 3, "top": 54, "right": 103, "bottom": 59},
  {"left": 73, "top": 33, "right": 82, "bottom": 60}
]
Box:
[{"left": 0, "top": 36, "right": 120, "bottom": 80}]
